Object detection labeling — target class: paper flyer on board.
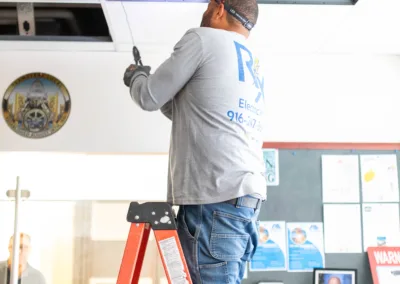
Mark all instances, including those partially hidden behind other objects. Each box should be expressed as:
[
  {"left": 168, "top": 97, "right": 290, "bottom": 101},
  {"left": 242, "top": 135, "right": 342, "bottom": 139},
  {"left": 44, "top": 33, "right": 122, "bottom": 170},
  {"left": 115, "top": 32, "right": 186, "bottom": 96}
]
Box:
[
  {"left": 323, "top": 204, "right": 362, "bottom": 253},
  {"left": 287, "top": 222, "right": 325, "bottom": 272},
  {"left": 362, "top": 203, "right": 400, "bottom": 252},
  {"left": 321, "top": 155, "right": 360, "bottom": 203},
  {"left": 360, "top": 154, "right": 399, "bottom": 202},
  {"left": 250, "top": 221, "right": 287, "bottom": 271},
  {"left": 263, "top": 149, "right": 279, "bottom": 186}
]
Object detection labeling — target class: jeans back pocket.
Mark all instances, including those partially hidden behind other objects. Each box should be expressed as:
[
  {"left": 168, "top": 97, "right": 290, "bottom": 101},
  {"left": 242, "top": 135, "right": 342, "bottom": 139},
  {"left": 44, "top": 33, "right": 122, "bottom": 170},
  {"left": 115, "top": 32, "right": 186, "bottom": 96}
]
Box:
[{"left": 210, "top": 211, "right": 251, "bottom": 261}]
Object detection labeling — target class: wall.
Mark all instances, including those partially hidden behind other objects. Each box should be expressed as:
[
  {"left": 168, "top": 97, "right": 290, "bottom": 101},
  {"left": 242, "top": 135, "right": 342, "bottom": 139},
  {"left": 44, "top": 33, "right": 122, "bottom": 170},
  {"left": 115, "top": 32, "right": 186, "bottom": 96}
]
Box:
[
  {"left": 1, "top": 2, "right": 400, "bottom": 153},
  {"left": 0, "top": 50, "right": 172, "bottom": 153},
  {"left": 1, "top": 51, "right": 399, "bottom": 154},
  {"left": 259, "top": 53, "right": 400, "bottom": 143},
  {"left": 0, "top": 152, "right": 169, "bottom": 201}
]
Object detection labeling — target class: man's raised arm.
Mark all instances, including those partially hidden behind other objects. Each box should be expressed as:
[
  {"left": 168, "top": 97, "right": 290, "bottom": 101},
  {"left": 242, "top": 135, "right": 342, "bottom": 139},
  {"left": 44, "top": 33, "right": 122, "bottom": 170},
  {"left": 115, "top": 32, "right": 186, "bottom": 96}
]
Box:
[{"left": 123, "top": 29, "right": 203, "bottom": 111}]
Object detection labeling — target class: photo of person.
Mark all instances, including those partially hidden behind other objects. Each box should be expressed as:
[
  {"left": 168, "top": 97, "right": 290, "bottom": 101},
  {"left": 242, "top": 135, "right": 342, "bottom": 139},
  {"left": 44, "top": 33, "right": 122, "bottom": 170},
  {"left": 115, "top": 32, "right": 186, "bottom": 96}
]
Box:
[{"left": 318, "top": 273, "right": 353, "bottom": 284}]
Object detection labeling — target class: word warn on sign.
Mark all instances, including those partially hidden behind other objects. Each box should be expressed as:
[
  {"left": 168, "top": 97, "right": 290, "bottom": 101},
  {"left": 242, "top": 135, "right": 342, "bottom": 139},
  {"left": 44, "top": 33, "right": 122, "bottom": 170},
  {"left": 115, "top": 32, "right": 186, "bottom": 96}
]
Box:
[{"left": 367, "top": 247, "right": 400, "bottom": 284}]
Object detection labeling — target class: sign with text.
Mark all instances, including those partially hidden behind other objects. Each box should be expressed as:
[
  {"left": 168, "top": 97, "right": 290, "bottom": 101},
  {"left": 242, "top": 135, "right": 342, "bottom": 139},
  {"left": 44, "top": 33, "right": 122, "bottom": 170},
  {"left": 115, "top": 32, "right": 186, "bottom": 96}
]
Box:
[{"left": 367, "top": 247, "right": 400, "bottom": 284}]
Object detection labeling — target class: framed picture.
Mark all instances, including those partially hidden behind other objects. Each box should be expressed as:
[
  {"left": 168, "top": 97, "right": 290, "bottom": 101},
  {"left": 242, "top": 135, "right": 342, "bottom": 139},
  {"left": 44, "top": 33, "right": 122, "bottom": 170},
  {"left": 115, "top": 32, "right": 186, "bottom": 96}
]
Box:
[{"left": 313, "top": 268, "right": 357, "bottom": 284}]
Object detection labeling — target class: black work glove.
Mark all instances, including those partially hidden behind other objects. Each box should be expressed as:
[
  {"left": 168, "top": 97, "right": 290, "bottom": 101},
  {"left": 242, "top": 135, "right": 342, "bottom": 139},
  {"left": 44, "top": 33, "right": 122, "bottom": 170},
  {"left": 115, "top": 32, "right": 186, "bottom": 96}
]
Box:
[{"left": 123, "top": 64, "right": 151, "bottom": 87}]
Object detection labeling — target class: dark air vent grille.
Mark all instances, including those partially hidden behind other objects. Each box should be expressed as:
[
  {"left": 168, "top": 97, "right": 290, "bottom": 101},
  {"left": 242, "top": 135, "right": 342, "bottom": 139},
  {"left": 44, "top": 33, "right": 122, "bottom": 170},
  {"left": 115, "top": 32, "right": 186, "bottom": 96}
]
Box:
[{"left": 0, "top": 2, "right": 112, "bottom": 42}]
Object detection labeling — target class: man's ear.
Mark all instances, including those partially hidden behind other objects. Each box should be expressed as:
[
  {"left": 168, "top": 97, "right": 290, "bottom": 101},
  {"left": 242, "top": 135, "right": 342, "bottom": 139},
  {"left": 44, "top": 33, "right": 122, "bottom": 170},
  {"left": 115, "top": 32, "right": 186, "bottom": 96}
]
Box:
[{"left": 214, "top": 2, "right": 226, "bottom": 20}]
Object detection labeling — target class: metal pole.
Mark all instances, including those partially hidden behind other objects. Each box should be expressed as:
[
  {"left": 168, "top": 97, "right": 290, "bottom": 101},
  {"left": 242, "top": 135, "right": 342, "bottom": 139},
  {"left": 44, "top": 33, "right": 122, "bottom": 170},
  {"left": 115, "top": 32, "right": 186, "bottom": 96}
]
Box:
[{"left": 10, "top": 176, "right": 21, "bottom": 284}]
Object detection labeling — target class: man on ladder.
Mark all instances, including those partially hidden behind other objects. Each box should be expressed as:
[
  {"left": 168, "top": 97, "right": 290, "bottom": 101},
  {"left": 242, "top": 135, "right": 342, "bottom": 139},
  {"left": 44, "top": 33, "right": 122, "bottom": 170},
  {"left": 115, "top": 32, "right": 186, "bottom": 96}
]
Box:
[{"left": 123, "top": 0, "right": 266, "bottom": 283}]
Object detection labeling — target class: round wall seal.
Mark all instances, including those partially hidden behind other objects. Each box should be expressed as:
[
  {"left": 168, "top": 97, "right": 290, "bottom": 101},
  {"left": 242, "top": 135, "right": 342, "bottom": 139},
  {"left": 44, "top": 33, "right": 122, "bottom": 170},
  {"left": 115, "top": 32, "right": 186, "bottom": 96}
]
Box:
[{"left": 2, "top": 72, "right": 71, "bottom": 139}]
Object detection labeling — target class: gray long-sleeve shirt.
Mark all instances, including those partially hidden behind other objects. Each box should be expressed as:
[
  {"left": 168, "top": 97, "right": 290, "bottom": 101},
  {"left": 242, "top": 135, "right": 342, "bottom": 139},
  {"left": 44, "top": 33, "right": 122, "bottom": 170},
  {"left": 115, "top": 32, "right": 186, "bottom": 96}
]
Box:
[
  {"left": 129, "top": 27, "right": 267, "bottom": 205},
  {"left": 0, "top": 261, "right": 46, "bottom": 284}
]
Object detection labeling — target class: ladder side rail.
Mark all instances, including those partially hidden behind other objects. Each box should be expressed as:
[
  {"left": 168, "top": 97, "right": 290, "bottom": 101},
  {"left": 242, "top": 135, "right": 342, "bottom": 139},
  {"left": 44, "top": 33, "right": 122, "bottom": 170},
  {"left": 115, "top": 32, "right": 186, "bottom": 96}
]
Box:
[
  {"left": 131, "top": 224, "right": 151, "bottom": 283},
  {"left": 154, "top": 230, "right": 192, "bottom": 284},
  {"left": 117, "top": 223, "right": 150, "bottom": 284}
]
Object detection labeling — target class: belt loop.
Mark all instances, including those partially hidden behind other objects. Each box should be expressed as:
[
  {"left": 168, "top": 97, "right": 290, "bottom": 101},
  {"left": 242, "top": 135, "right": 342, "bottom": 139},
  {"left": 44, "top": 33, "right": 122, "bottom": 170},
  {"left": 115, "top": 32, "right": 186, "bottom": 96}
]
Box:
[
  {"left": 256, "top": 198, "right": 262, "bottom": 210},
  {"left": 235, "top": 197, "right": 242, "bottom": 208}
]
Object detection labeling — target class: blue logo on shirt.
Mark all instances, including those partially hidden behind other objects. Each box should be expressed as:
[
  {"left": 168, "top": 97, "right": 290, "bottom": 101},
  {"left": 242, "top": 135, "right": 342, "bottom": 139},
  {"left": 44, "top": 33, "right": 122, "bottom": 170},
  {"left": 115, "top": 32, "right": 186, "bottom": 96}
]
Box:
[{"left": 234, "top": 41, "right": 265, "bottom": 103}]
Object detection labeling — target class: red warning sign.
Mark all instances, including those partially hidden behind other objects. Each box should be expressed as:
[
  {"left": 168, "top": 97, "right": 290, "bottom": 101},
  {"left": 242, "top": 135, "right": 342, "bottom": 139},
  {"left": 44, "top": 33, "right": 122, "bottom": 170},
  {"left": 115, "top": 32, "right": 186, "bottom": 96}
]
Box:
[{"left": 367, "top": 247, "right": 400, "bottom": 284}]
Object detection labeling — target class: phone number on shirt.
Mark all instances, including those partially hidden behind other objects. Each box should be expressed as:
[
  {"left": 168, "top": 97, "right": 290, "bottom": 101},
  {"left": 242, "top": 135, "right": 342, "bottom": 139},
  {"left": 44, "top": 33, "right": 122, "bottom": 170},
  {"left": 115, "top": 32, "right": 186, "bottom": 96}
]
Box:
[{"left": 227, "top": 110, "right": 263, "bottom": 132}]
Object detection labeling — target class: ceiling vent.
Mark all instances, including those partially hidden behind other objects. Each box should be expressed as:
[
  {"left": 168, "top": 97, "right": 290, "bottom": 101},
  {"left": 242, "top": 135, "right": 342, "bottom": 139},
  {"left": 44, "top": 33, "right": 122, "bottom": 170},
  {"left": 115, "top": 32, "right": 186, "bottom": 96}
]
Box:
[{"left": 0, "top": 2, "right": 112, "bottom": 42}]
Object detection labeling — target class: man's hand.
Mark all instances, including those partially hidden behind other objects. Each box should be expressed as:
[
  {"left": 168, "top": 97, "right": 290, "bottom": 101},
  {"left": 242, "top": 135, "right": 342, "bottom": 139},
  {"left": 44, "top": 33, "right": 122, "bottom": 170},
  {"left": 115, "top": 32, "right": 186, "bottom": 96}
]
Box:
[{"left": 123, "top": 64, "right": 151, "bottom": 87}]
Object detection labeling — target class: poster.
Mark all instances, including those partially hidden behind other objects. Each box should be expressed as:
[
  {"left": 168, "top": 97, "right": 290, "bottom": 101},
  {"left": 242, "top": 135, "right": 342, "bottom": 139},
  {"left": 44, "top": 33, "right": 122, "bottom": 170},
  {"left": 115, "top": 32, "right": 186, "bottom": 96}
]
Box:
[
  {"left": 360, "top": 154, "right": 399, "bottom": 202},
  {"left": 263, "top": 149, "right": 279, "bottom": 186},
  {"left": 250, "top": 221, "right": 287, "bottom": 271},
  {"left": 287, "top": 222, "right": 325, "bottom": 272},
  {"left": 362, "top": 203, "right": 400, "bottom": 251},
  {"left": 367, "top": 247, "right": 400, "bottom": 284},
  {"left": 323, "top": 204, "right": 362, "bottom": 253},
  {"left": 321, "top": 155, "right": 360, "bottom": 203}
]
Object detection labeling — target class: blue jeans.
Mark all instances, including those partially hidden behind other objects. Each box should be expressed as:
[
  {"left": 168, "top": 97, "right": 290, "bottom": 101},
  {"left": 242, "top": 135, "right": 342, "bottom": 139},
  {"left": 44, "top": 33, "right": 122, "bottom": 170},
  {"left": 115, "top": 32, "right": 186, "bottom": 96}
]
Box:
[{"left": 176, "top": 196, "right": 261, "bottom": 284}]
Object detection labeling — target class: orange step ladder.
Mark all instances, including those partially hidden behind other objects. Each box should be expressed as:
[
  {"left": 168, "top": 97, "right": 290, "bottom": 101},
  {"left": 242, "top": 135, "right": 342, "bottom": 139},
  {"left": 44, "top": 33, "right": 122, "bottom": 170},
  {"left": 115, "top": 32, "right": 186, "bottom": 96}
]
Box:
[{"left": 117, "top": 202, "right": 193, "bottom": 284}]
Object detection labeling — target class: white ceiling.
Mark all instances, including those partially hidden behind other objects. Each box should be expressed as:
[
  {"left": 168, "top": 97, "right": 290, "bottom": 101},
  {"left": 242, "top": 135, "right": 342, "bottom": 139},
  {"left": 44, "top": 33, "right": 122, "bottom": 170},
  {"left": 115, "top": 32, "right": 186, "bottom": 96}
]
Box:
[{"left": 104, "top": 0, "right": 400, "bottom": 55}]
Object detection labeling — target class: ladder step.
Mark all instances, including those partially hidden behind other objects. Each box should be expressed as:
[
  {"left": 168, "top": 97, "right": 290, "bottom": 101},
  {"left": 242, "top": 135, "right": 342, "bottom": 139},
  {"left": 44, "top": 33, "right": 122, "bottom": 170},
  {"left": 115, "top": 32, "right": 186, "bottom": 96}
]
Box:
[{"left": 127, "top": 202, "right": 177, "bottom": 230}]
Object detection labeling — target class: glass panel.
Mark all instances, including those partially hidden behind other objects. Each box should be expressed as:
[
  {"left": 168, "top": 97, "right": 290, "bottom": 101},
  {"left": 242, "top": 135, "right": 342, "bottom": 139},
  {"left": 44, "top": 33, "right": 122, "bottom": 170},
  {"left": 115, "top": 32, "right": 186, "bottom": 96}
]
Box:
[
  {"left": 0, "top": 152, "right": 171, "bottom": 283},
  {"left": 0, "top": 200, "right": 74, "bottom": 284},
  {"left": 0, "top": 200, "right": 164, "bottom": 284}
]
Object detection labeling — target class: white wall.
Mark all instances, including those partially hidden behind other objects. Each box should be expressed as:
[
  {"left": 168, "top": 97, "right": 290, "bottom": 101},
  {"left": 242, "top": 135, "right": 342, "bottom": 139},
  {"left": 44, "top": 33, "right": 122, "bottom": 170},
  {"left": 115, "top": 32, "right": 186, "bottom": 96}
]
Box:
[
  {"left": 261, "top": 53, "right": 400, "bottom": 142},
  {"left": 2, "top": 51, "right": 399, "bottom": 154},
  {"left": 1, "top": 1, "right": 400, "bottom": 154},
  {"left": 0, "top": 152, "right": 169, "bottom": 201},
  {"left": 0, "top": 50, "right": 172, "bottom": 153}
]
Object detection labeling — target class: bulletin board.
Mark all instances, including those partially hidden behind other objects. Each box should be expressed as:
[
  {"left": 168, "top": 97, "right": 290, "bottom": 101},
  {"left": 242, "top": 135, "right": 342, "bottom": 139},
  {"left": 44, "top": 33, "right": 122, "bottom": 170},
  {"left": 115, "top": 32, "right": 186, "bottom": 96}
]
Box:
[{"left": 243, "top": 142, "right": 400, "bottom": 284}]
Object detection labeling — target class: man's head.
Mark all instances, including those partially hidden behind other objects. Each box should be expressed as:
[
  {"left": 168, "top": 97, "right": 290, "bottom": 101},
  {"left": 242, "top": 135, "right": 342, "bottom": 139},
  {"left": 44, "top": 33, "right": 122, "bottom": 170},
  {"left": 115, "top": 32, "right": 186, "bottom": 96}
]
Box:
[
  {"left": 200, "top": 0, "right": 259, "bottom": 37},
  {"left": 328, "top": 277, "right": 342, "bottom": 284},
  {"left": 8, "top": 233, "right": 32, "bottom": 268}
]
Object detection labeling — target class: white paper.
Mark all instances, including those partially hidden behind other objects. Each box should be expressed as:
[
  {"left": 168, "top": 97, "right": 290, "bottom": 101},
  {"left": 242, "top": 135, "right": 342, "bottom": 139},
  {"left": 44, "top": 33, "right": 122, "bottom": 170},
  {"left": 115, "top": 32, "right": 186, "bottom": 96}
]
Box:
[
  {"left": 321, "top": 155, "right": 360, "bottom": 203},
  {"left": 323, "top": 204, "right": 362, "bottom": 253},
  {"left": 360, "top": 154, "right": 399, "bottom": 202},
  {"left": 376, "top": 266, "right": 400, "bottom": 283},
  {"left": 287, "top": 222, "right": 325, "bottom": 272},
  {"left": 250, "top": 221, "right": 287, "bottom": 271},
  {"left": 362, "top": 203, "right": 400, "bottom": 251}
]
